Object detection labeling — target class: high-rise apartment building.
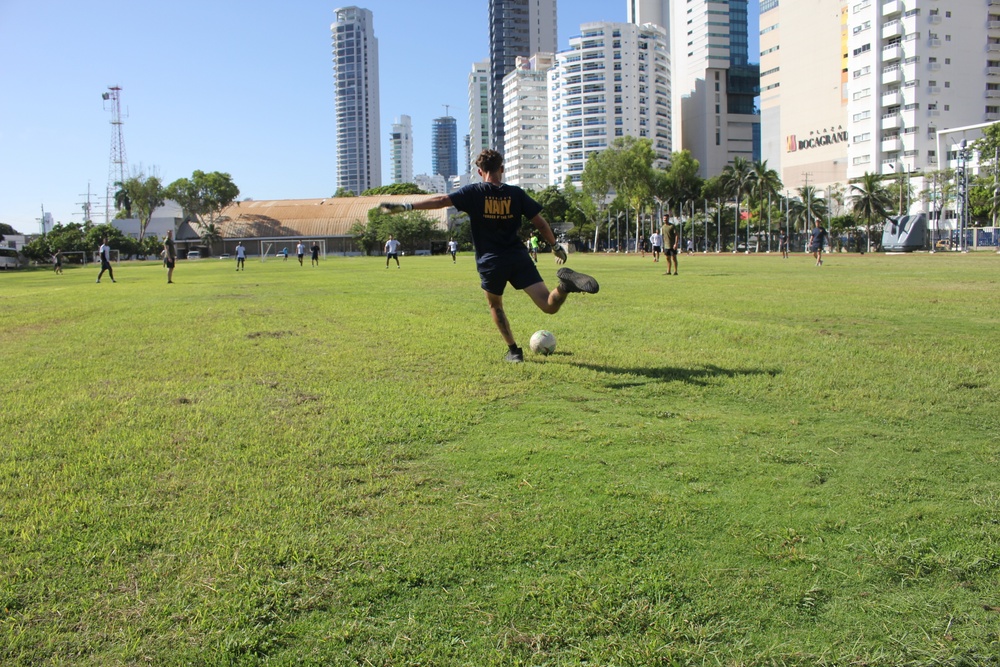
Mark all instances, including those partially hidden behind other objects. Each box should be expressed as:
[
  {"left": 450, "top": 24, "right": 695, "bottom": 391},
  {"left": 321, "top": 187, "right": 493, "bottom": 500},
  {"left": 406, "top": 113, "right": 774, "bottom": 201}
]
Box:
[
  {"left": 549, "top": 21, "right": 671, "bottom": 187},
  {"left": 626, "top": 0, "right": 671, "bottom": 48},
  {"left": 503, "top": 53, "right": 555, "bottom": 190},
  {"left": 845, "top": 0, "right": 996, "bottom": 184},
  {"left": 468, "top": 60, "right": 492, "bottom": 175},
  {"left": 759, "top": 0, "right": 849, "bottom": 191},
  {"left": 390, "top": 115, "right": 413, "bottom": 184},
  {"left": 673, "top": 0, "right": 760, "bottom": 177},
  {"left": 432, "top": 116, "right": 459, "bottom": 181},
  {"left": 488, "top": 0, "right": 558, "bottom": 155},
  {"left": 332, "top": 6, "right": 381, "bottom": 195}
]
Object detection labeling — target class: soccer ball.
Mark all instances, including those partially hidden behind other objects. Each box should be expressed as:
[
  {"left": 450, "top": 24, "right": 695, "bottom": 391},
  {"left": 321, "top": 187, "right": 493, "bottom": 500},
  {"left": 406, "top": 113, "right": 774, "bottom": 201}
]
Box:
[{"left": 529, "top": 330, "right": 557, "bottom": 355}]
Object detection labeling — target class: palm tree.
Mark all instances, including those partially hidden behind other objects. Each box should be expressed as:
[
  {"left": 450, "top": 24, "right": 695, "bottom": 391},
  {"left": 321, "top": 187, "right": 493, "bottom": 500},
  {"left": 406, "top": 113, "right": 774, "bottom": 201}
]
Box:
[
  {"left": 721, "top": 156, "right": 753, "bottom": 251},
  {"left": 200, "top": 222, "right": 222, "bottom": 256},
  {"left": 850, "top": 172, "right": 892, "bottom": 252},
  {"left": 749, "top": 160, "right": 782, "bottom": 250},
  {"left": 789, "top": 186, "right": 828, "bottom": 231},
  {"left": 113, "top": 181, "right": 132, "bottom": 218}
]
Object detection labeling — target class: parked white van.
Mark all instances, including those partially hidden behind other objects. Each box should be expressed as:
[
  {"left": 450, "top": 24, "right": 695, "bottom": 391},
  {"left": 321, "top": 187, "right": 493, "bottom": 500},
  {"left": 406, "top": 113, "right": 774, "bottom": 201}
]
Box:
[{"left": 0, "top": 247, "right": 23, "bottom": 269}]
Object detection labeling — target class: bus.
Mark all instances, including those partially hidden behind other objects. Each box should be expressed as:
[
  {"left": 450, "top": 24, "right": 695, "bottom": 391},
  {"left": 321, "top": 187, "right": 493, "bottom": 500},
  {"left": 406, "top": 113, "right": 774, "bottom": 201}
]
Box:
[{"left": 0, "top": 247, "right": 24, "bottom": 269}]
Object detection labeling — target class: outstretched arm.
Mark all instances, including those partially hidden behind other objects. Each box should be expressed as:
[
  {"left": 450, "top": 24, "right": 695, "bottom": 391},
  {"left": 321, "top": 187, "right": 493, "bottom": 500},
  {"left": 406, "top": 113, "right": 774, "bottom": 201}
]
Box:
[
  {"left": 380, "top": 195, "right": 453, "bottom": 213},
  {"left": 531, "top": 214, "right": 566, "bottom": 263}
]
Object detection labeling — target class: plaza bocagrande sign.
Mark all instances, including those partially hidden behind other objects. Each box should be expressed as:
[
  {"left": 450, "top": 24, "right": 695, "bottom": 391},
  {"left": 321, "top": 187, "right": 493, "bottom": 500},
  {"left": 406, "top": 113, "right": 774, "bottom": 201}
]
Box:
[{"left": 787, "top": 126, "right": 848, "bottom": 152}]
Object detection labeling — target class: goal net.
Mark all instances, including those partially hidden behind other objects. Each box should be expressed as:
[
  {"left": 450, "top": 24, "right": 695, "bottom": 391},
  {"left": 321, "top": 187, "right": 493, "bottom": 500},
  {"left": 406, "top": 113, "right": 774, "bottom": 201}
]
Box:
[
  {"left": 92, "top": 249, "right": 120, "bottom": 264},
  {"left": 60, "top": 251, "right": 89, "bottom": 265},
  {"left": 260, "top": 239, "right": 325, "bottom": 261}
]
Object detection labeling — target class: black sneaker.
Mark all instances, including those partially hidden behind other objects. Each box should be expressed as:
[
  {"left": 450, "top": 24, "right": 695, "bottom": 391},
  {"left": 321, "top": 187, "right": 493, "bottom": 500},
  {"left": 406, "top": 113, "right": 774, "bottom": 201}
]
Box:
[
  {"left": 505, "top": 347, "right": 524, "bottom": 363},
  {"left": 557, "top": 267, "right": 599, "bottom": 294}
]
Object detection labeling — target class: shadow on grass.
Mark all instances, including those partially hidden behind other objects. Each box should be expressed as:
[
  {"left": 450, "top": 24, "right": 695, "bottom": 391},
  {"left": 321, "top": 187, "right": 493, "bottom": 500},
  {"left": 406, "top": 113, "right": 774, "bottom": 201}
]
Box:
[{"left": 571, "top": 362, "right": 780, "bottom": 388}]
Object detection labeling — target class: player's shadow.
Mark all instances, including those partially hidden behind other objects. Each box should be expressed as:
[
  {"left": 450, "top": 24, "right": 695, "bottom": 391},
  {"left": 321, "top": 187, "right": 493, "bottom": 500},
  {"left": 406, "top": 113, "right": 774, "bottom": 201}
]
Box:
[{"left": 571, "top": 363, "right": 779, "bottom": 389}]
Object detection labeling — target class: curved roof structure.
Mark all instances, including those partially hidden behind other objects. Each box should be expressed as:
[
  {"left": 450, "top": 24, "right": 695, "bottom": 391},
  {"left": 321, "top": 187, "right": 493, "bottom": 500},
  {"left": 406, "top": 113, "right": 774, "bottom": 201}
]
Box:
[{"left": 212, "top": 196, "right": 451, "bottom": 239}]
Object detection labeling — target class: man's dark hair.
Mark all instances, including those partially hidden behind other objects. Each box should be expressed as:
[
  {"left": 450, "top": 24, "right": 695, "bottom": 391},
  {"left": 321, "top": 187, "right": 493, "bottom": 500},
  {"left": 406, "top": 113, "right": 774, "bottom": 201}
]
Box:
[{"left": 475, "top": 149, "right": 504, "bottom": 174}]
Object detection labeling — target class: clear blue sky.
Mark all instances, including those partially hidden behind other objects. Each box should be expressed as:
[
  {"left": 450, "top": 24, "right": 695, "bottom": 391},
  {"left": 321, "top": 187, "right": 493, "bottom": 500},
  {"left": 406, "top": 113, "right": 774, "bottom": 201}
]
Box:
[{"left": 0, "top": 1, "right": 758, "bottom": 234}]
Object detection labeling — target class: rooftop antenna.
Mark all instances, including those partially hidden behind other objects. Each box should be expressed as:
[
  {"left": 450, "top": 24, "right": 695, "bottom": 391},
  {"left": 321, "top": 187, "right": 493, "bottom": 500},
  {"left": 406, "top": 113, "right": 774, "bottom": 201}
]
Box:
[
  {"left": 443, "top": 104, "right": 450, "bottom": 118},
  {"left": 102, "top": 85, "right": 128, "bottom": 222}
]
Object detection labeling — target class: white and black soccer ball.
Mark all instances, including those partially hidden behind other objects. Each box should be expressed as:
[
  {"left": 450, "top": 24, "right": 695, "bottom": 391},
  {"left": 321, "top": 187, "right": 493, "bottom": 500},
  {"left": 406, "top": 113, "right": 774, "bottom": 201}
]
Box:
[{"left": 529, "top": 330, "right": 557, "bottom": 355}]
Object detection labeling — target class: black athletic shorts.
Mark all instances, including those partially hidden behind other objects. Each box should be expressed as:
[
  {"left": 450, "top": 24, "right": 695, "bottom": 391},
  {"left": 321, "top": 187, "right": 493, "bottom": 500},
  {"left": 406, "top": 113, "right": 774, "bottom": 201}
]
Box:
[
  {"left": 478, "top": 250, "right": 543, "bottom": 295},
  {"left": 652, "top": 245, "right": 662, "bottom": 253},
  {"left": 664, "top": 248, "right": 678, "bottom": 257},
  {"left": 165, "top": 259, "right": 175, "bottom": 269}
]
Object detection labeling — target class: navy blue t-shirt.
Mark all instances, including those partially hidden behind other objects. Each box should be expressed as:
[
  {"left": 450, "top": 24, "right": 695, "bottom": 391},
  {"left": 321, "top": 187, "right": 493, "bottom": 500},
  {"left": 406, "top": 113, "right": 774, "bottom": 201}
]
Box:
[{"left": 448, "top": 182, "right": 542, "bottom": 263}]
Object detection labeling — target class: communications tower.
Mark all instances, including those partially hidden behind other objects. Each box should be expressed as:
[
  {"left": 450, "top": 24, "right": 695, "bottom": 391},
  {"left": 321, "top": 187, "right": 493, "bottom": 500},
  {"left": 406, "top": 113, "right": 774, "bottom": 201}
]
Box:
[{"left": 102, "top": 85, "right": 128, "bottom": 222}]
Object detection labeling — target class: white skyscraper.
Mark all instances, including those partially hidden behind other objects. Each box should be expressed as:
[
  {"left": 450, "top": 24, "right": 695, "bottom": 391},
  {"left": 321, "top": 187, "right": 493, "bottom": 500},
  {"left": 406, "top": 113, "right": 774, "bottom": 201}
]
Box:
[
  {"left": 549, "top": 21, "right": 671, "bottom": 187},
  {"left": 390, "top": 115, "right": 413, "bottom": 184},
  {"left": 468, "top": 60, "right": 491, "bottom": 176},
  {"left": 845, "top": 0, "right": 997, "bottom": 184},
  {"left": 503, "top": 53, "right": 555, "bottom": 190},
  {"left": 332, "top": 6, "right": 381, "bottom": 195}
]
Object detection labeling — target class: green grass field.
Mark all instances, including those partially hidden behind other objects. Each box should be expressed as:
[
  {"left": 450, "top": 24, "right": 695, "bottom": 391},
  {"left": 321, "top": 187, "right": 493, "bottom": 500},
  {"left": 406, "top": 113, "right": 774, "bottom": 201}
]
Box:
[{"left": 2, "top": 251, "right": 999, "bottom": 666}]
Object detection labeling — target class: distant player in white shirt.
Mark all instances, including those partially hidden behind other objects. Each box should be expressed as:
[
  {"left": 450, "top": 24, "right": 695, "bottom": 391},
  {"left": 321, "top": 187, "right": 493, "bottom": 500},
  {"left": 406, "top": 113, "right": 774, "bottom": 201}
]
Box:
[
  {"left": 235, "top": 242, "right": 246, "bottom": 271},
  {"left": 96, "top": 237, "right": 116, "bottom": 283},
  {"left": 649, "top": 230, "right": 663, "bottom": 263},
  {"left": 296, "top": 241, "right": 305, "bottom": 266},
  {"left": 447, "top": 238, "right": 458, "bottom": 263},
  {"left": 385, "top": 235, "right": 401, "bottom": 268}
]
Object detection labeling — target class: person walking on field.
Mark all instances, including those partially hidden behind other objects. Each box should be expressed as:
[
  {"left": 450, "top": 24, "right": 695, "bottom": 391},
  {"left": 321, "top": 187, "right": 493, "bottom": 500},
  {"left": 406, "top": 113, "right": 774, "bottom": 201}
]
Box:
[
  {"left": 529, "top": 232, "right": 540, "bottom": 263},
  {"left": 385, "top": 235, "right": 401, "bottom": 269},
  {"left": 779, "top": 229, "right": 789, "bottom": 259},
  {"left": 235, "top": 242, "right": 246, "bottom": 271},
  {"left": 662, "top": 214, "right": 679, "bottom": 275},
  {"left": 447, "top": 238, "right": 458, "bottom": 263},
  {"left": 163, "top": 230, "right": 176, "bottom": 283},
  {"left": 296, "top": 241, "right": 305, "bottom": 266},
  {"left": 810, "top": 218, "right": 829, "bottom": 267},
  {"left": 381, "top": 149, "right": 599, "bottom": 363},
  {"left": 96, "top": 237, "right": 116, "bottom": 283},
  {"left": 311, "top": 242, "right": 320, "bottom": 266},
  {"left": 649, "top": 229, "right": 663, "bottom": 263},
  {"left": 52, "top": 250, "right": 63, "bottom": 275}
]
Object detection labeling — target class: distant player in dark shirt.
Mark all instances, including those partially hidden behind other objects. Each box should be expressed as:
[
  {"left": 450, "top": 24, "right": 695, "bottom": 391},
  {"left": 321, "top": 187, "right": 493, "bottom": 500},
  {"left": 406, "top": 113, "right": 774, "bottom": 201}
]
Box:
[
  {"left": 810, "top": 219, "right": 828, "bottom": 267},
  {"left": 381, "top": 149, "right": 599, "bottom": 363}
]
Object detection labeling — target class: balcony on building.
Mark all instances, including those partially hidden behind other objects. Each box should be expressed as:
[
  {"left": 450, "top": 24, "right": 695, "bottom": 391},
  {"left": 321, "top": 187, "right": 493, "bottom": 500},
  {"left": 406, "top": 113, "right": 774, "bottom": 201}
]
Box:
[
  {"left": 882, "top": 0, "right": 902, "bottom": 16},
  {"left": 882, "top": 90, "right": 903, "bottom": 107},
  {"left": 882, "top": 137, "right": 903, "bottom": 152},
  {"left": 882, "top": 20, "right": 903, "bottom": 39},
  {"left": 927, "top": 85, "right": 941, "bottom": 95},
  {"left": 883, "top": 43, "right": 903, "bottom": 62},
  {"left": 990, "top": 42, "right": 1000, "bottom": 52},
  {"left": 989, "top": 89, "right": 1000, "bottom": 99},
  {"left": 928, "top": 38, "right": 942, "bottom": 48},
  {"left": 882, "top": 111, "right": 902, "bottom": 129},
  {"left": 990, "top": 19, "right": 1000, "bottom": 31},
  {"left": 989, "top": 66, "right": 1000, "bottom": 76},
  {"left": 883, "top": 65, "right": 902, "bottom": 84},
  {"left": 987, "top": 112, "right": 1000, "bottom": 122}
]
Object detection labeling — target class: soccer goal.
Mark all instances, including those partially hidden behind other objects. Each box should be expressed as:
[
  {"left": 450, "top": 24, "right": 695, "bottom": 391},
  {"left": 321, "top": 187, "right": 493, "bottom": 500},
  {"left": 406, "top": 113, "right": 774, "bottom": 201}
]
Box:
[
  {"left": 60, "top": 251, "right": 89, "bottom": 265},
  {"left": 91, "top": 249, "right": 120, "bottom": 264},
  {"left": 260, "top": 239, "right": 325, "bottom": 261}
]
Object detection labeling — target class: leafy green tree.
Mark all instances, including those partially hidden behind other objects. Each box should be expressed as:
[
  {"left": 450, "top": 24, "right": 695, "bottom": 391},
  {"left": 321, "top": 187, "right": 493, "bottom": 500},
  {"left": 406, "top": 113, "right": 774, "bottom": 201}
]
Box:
[
  {"left": 666, "top": 150, "right": 704, "bottom": 216},
  {"left": 85, "top": 223, "right": 138, "bottom": 258},
  {"left": 361, "top": 183, "right": 428, "bottom": 196},
  {"left": 356, "top": 207, "right": 443, "bottom": 255},
  {"left": 165, "top": 171, "right": 240, "bottom": 229},
  {"left": 562, "top": 177, "right": 598, "bottom": 248},
  {"left": 581, "top": 136, "right": 655, "bottom": 250},
  {"left": 788, "top": 186, "right": 829, "bottom": 231},
  {"left": 972, "top": 122, "right": 1000, "bottom": 166},
  {"left": 334, "top": 187, "right": 356, "bottom": 197},
  {"left": 118, "top": 173, "right": 165, "bottom": 240},
  {"left": 850, "top": 172, "right": 892, "bottom": 252},
  {"left": 1, "top": 223, "right": 20, "bottom": 238}
]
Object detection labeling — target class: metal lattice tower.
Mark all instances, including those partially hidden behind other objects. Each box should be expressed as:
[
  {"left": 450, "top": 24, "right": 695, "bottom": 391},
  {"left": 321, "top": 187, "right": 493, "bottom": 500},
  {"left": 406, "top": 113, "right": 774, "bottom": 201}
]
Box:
[{"left": 102, "top": 86, "right": 128, "bottom": 222}]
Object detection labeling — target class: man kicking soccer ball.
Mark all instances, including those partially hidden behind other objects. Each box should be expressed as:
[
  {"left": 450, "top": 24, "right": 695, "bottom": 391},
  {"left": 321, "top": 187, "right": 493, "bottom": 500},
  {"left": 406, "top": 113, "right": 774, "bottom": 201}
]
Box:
[{"left": 381, "top": 149, "right": 599, "bottom": 363}]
